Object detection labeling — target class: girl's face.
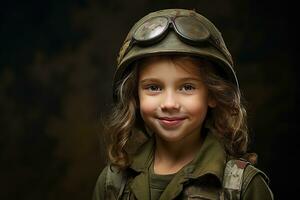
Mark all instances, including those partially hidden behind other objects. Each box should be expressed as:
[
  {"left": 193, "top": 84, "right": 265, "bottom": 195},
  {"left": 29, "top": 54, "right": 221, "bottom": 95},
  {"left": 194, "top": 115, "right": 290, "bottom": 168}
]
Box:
[{"left": 138, "top": 57, "right": 216, "bottom": 143}]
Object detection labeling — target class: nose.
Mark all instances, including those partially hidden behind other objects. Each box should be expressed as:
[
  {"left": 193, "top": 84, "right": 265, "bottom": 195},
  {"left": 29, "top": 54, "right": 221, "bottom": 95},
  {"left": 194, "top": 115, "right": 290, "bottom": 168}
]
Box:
[{"left": 160, "top": 90, "right": 180, "bottom": 111}]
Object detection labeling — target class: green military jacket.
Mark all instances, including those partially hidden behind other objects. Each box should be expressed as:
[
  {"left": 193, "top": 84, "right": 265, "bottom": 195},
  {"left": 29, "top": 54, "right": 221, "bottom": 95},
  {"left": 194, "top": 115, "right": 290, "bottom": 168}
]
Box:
[{"left": 93, "top": 132, "right": 273, "bottom": 200}]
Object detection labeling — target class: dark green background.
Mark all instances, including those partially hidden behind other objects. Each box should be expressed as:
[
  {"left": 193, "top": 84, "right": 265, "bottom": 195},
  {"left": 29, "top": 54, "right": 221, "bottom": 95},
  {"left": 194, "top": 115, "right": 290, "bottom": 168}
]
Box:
[{"left": 0, "top": 0, "right": 298, "bottom": 199}]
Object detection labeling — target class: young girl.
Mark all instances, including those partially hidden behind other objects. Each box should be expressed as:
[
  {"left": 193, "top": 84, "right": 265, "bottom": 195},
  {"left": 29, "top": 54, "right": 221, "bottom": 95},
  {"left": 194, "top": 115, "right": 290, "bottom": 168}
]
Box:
[{"left": 93, "top": 9, "right": 273, "bottom": 200}]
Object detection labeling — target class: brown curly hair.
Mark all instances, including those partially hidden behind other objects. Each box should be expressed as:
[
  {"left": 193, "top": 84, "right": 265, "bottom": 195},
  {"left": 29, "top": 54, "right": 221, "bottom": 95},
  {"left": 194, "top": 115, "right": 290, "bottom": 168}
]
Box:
[{"left": 104, "top": 55, "right": 256, "bottom": 170}]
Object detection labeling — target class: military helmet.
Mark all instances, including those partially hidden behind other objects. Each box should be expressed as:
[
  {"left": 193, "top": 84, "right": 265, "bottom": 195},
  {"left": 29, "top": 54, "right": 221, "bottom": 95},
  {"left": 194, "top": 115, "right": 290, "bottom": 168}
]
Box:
[{"left": 113, "top": 9, "right": 238, "bottom": 99}]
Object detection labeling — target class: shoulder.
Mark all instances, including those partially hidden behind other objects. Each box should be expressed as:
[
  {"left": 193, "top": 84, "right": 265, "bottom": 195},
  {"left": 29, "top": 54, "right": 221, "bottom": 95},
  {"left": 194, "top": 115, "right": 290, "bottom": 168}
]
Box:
[
  {"left": 93, "top": 165, "right": 128, "bottom": 200},
  {"left": 242, "top": 164, "right": 274, "bottom": 200},
  {"left": 92, "top": 166, "right": 109, "bottom": 200}
]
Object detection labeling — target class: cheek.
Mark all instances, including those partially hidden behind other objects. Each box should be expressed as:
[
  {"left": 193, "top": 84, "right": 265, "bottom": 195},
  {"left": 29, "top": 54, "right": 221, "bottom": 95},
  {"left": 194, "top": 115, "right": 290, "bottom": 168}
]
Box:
[
  {"left": 138, "top": 94, "right": 158, "bottom": 117},
  {"left": 192, "top": 105, "right": 208, "bottom": 121},
  {"left": 140, "top": 101, "right": 153, "bottom": 116},
  {"left": 183, "top": 96, "right": 209, "bottom": 118}
]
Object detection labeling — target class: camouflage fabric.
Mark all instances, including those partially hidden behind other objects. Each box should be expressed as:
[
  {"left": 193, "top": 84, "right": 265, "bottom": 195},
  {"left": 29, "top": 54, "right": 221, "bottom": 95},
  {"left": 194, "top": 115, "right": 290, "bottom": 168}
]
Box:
[{"left": 223, "top": 160, "right": 249, "bottom": 200}]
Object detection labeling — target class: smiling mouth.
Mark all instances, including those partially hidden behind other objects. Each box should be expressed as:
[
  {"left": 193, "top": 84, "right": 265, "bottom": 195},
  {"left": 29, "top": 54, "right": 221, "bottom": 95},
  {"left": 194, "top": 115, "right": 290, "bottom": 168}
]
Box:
[{"left": 157, "top": 117, "right": 186, "bottom": 128}]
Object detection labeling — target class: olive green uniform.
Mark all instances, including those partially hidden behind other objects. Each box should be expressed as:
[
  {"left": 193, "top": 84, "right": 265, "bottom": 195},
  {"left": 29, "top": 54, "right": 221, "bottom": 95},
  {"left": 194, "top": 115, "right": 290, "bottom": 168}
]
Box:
[{"left": 93, "top": 132, "right": 273, "bottom": 199}]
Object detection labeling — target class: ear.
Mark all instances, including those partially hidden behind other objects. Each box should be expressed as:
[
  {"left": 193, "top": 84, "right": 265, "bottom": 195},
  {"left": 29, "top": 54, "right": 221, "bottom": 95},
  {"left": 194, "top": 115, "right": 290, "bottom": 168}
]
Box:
[{"left": 208, "top": 97, "right": 217, "bottom": 108}]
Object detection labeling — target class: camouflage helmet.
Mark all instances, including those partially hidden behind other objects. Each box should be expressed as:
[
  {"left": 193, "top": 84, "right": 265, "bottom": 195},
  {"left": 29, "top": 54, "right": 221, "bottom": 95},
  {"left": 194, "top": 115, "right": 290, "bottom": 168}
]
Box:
[{"left": 113, "top": 9, "right": 238, "bottom": 98}]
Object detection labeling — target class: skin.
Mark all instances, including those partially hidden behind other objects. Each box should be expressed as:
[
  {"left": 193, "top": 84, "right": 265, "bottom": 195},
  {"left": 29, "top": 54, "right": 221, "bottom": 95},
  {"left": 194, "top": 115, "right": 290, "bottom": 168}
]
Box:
[{"left": 138, "top": 57, "right": 216, "bottom": 175}]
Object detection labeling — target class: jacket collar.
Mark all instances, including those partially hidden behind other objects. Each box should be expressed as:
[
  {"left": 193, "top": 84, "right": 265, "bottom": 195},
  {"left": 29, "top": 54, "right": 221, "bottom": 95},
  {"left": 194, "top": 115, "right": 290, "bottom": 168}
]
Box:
[
  {"left": 129, "top": 129, "right": 226, "bottom": 183},
  {"left": 188, "top": 131, "right": 226, "bottom": 183},
  {"left": 130, "top": 137, "right": 155, "bottom": 172}
]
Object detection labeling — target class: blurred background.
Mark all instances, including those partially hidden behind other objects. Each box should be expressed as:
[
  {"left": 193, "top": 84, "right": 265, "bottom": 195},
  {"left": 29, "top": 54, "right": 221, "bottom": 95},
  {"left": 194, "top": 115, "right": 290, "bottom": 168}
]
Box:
[{"left": 0, "top": 0, "right": 298, "bottom": 199}]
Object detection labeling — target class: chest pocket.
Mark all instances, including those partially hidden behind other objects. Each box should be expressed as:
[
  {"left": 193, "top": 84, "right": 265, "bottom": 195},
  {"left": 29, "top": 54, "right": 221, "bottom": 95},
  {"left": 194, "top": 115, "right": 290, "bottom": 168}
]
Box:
[
  {"left": 120, "top": 186, "right": 139, "bottom": 200},
  {"left": 181, "top": 178, "right": 223, "bottom": 200},
  {"left": 119, "top": 180, "right": 137, "bottom": 200}
]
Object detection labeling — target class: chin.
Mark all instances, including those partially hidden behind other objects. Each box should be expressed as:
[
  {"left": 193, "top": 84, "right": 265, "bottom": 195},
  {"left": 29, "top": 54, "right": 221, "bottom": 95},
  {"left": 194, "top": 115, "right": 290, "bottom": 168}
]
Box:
[{"left": 155, "top": 130, "right": 186, "bottom": 143}]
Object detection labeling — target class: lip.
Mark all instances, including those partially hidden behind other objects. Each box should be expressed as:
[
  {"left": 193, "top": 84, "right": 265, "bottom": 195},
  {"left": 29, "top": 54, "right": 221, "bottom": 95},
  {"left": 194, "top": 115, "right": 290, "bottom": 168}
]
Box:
[{"left": 157, "top": 117, "right": 186, "bottom": 129}]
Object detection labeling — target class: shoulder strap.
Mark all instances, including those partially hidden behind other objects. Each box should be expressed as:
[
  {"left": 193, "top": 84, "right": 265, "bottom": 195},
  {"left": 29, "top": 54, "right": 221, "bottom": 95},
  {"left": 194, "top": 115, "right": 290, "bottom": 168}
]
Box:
[
  {"left": 241, "top": 164, "right": 270, "bottom": 192},
  {"left": 222, "top": 159, "right": 249, "bottom": 200},
  {"left": 105, "top": 165, "right": 128, "bottom": 199}
]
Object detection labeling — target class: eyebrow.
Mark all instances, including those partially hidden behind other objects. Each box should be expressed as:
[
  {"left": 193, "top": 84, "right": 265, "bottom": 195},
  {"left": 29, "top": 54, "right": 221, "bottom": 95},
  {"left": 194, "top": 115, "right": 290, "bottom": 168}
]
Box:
[
  {"left": 139, "top": 77, "right": 202, "bottom": 84},
  {"left": 178, "top": 77, "right": 202, "bottom": 82},
  {"left": 139, "top": 78, "right": 161, "bottom": 84}
]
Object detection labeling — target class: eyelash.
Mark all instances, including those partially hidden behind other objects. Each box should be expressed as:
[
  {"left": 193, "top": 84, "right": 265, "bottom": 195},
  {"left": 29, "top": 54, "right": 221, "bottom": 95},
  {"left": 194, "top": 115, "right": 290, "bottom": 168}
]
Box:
[
  {"left": 145, "top": 85, "right": 162, "bottom": 92},
  {"left": 180, "top": 84, "right": 196, "bottom": 91},
  {"left": 143, "top": 84, "right": 196, "bottom": 93}
]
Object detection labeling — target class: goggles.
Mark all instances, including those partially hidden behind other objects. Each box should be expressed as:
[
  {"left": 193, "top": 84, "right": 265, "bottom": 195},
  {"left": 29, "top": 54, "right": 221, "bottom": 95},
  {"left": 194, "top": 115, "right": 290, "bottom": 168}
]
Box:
[{"left": 122, "top": 15, "right": 231, "bottom": 62}]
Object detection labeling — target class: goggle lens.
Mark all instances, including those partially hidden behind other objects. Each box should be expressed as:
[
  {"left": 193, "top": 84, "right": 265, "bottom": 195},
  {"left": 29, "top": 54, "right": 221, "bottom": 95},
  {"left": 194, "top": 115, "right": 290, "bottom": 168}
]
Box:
[
  {"left": 134, "top": 17, "right": 169, "bottom": 42},
  {"left": 174, "top": 16, "right": 210, "bottom": 42}
]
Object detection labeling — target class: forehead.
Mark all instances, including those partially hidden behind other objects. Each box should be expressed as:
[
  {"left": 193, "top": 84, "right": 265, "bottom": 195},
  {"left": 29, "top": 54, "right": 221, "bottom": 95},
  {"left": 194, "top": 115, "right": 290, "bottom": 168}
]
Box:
[{"left": 138, "top": 56, "right": 202, "bottom": 79}]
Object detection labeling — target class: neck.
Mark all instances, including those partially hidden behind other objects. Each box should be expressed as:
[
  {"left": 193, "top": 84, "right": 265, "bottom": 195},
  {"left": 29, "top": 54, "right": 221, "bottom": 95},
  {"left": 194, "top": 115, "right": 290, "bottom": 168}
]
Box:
[{"left": 153, "top": 129, "right": 203, "bottom": 175}]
